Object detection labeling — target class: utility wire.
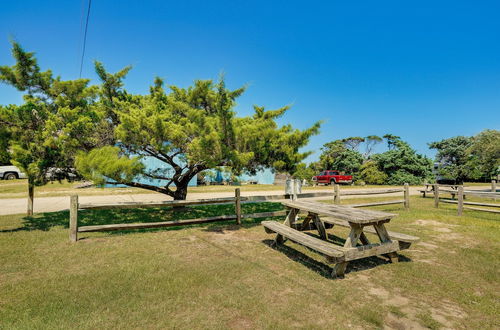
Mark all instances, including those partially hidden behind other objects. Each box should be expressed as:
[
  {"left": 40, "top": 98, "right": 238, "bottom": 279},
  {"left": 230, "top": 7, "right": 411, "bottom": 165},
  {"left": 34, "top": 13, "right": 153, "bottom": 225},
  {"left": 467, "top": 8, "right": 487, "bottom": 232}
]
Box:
[{"left": 79, "top": 0, "right": 92, "bottom": 78}]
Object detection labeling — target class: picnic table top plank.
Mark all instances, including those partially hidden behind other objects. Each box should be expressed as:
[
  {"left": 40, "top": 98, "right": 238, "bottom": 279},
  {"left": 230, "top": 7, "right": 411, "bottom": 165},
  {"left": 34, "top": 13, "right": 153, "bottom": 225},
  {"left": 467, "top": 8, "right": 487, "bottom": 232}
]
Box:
[{"left": 282, "top": 200, "right": 395, "bottom": 224}]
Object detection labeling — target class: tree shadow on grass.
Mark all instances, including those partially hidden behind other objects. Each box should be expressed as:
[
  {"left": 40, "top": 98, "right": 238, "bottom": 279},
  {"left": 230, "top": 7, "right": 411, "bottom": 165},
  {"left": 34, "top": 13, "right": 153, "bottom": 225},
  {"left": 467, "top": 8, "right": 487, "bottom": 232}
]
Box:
[
  {"left": 262, "top": 238, "right": 412, "bottom": 279},
  {"left": 0, "top": 202, "right": 285, "bottom": 236}
]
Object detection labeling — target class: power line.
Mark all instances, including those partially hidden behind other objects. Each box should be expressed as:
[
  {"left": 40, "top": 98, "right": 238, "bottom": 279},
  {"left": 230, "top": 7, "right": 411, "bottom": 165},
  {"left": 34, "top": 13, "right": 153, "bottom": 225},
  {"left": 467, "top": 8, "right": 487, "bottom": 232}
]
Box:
[{"left": 79, "top": 0, "right": 92, "bottom": 78}]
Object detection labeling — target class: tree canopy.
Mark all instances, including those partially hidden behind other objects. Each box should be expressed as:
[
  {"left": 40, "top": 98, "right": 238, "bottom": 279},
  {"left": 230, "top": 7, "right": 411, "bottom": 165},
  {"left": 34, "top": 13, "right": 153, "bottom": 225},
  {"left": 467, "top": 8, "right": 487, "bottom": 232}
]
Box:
[
  {"left": 430, "top": 130, "right": 500, "bottom": 182},
  {"left": 318, "top": 140, "right": 364, "bottom": 174},
  {"left": 317, "top": 135, "right": 432, "bottom": 185},
  {"left": 76, "top": 66, "right": 321, "bottom": 199},
  {"left": 0, "top": 42, "right": 100, "bottom": 214}
]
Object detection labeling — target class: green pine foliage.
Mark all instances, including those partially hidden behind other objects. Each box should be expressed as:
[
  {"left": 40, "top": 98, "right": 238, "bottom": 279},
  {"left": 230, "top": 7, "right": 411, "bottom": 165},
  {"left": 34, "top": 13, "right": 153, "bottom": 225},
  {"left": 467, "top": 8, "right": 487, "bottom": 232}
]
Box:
[
  {"left": 75, "top": 65, "right": 321, "bottom": 200},
  {"left": 430, "top": 130, "right": 500, "bottom": 182},
  {"left": 372, "top": 140, "right": 433, "bottom": 185},
  {"left": 318, "top": 140, "right": 364, "bottom": 174},
  {"left": 318, "top": 135, "right": 433, "bottom": 185},
  {"left": 359, "top": 160, "right": 387, "bottom": 184},
  {"left": 0, "top": 42, "right": 101, "bottom": 214}
]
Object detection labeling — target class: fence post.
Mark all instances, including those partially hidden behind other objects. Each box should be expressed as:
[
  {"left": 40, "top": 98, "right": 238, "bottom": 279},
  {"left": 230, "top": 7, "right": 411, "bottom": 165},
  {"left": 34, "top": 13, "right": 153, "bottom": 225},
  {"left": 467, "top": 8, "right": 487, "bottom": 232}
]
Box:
[
  {"left": 404, "top": 183, "right": 410, "bottom": 210},
  {"left": 492, "top": 180, "right": 497, "bottom": 201},
  {"left": 235, "top": 188, "right": 241, "bottom": 225},
  {"left": 334, "top": 184, "right": 340, "bottom": 205},
  {"left": 457, "top": 185, "right": 464, "bottom": 216},
  {"left": 433, "top": 184, "right": 439, "bottom": 208},
  {"left": 69, "top": 195, "right": 78, "bottom": 242}
]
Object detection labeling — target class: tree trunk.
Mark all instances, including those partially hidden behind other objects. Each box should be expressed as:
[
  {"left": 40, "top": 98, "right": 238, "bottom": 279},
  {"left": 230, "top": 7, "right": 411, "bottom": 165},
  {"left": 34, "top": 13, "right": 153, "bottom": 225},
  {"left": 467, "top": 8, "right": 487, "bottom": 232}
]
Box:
[
  {"left": 27, "top": 182, "right": 34, "bottom": 216},
  {"left": 172, "top": 185, "right": 188, "bottom": 200}
]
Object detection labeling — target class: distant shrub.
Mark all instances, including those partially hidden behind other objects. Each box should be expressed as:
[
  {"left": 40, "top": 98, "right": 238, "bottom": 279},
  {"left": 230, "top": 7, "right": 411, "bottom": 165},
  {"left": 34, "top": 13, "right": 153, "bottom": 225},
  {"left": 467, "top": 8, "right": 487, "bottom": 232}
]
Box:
[
  {"left": 387, "top": 170, "right": 423, "bottom": 185},
  {"left": 359, "top": 161, "right": 387, "bottom": 185}
]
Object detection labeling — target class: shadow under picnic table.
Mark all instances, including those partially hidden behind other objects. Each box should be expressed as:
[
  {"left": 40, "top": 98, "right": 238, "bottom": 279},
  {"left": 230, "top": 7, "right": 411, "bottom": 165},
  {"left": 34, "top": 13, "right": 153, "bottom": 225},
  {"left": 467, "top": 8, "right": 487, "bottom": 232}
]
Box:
[{"left": 262, "top": 238, "right": 412, "bottom": 279}]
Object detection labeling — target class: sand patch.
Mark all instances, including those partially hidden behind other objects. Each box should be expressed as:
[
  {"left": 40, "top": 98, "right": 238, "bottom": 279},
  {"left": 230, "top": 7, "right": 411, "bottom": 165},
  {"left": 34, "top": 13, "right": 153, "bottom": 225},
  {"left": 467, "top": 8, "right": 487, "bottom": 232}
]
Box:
[
  {"left": 227, "top": 316, "right": 254, "bottom": 329},
  {"left": 413, "top": 219, "right": 455, "bottom": 227},
  {"left": 417, "top": 242, "right": 438, "bottom": 249},
  {"left": 384, "top": 312, "right": 426, "bottom": 330}
]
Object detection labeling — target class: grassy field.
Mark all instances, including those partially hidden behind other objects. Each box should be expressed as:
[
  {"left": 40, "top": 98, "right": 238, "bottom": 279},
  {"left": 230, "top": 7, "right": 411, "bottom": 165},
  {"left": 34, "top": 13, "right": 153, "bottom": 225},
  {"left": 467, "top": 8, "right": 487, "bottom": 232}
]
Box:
[{"left": 1, "top": 196, "right": 499, "bottom": 329}]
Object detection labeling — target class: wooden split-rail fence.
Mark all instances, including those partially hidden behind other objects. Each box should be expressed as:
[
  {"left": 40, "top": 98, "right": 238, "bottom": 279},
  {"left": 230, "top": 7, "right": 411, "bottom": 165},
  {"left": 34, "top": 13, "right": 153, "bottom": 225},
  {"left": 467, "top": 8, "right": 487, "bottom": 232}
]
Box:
[
  {"left": 430, "top": 182, "right": 499, "bottom": 216},
  {"left": 69, "top": 186, "right": 335, "bottom": 242},
  {"left": 69, "top": 181, "right": 411, "bottom": 242},
  {"left": 333, "top": 183, "right": 410, "bottom": 210}
]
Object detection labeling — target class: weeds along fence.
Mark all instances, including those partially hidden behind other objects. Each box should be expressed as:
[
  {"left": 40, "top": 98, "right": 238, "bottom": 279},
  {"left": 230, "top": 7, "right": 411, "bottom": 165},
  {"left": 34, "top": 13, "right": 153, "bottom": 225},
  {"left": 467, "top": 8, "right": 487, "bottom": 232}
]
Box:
[
  {"left": 332, "top": 183, "right": 410, "bottom": 210},
  {"left": 68, "top": 187, "right": 333, "bottom": 242},
  {"left": 431, "top": 183, "right": 500, "bottom": 216}
]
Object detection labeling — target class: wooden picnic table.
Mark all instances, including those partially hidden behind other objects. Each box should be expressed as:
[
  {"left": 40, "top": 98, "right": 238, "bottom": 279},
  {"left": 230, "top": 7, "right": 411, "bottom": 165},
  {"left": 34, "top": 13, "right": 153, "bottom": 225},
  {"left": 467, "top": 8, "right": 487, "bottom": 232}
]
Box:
[
  {"left": 420, "top": 183, "right": 460, "bottom": 198},
  {"left": 262, "top": 200, "right": 419, "bottom": 278}
]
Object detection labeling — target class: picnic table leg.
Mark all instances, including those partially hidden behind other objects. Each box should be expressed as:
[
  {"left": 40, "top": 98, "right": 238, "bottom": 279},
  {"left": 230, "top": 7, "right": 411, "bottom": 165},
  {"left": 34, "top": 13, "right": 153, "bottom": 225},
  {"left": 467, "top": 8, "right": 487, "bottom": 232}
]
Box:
[
  {"left": 373, "top": 223, "right": 399, "bottom": 263},
  {"left": 359, "top": 232, "right": 370, "bottom": 245},
  {"left": 311, "top": 214, "right": 328, "bottom": 240},
  {"left": 283, "top": 208, "right": 298, "bottom": 227},
  {"left": 332, "top": 224, "right": 363, "bottom": 278},
  {"left": 276, "top": 208, "right": 298, "bottom": 245},
  {"left": 300, "top": 212, "right": 314, "bottom": 231}
]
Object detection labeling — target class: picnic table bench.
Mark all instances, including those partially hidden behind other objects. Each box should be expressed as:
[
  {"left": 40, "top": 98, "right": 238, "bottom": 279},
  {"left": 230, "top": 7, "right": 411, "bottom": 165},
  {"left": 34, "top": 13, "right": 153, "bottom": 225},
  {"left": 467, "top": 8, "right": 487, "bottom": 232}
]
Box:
[
  {"left": 262, "top": 200, "right": 419, "bottom": 278},
  {"left": 420, "top": 184, "right": 461, "bottom": 198}
]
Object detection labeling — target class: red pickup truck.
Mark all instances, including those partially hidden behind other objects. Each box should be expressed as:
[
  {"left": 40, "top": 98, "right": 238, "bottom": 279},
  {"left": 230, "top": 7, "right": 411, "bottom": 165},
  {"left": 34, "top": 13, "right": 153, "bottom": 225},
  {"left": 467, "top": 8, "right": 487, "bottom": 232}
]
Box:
[{"left": 312, "top": 170, "right": 353, "bottom": 185}]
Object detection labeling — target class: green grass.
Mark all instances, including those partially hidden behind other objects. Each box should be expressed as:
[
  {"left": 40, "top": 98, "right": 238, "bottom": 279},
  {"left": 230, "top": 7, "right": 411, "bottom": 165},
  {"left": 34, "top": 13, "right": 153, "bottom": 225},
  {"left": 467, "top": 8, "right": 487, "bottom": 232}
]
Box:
[{"left": 0, "top": 197, "right": 499, "bottom": 328}]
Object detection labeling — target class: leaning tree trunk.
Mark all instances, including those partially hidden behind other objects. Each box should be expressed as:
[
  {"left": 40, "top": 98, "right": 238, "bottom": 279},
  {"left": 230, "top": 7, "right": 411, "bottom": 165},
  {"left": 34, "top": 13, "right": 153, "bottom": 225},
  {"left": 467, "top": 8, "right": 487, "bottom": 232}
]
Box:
[
  {"left": 172, "top": 185, "right": 188, "bottom": 200},
  {"left": 27, "top": 181, "right": 34, "bottom": 216}
]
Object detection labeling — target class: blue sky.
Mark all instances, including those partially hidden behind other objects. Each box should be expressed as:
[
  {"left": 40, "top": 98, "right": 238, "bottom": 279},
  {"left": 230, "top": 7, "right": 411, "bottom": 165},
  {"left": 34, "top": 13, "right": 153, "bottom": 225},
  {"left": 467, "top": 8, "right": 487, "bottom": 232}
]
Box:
[{"left": 1, "top": 1, "right": 499, "bottom": 163}]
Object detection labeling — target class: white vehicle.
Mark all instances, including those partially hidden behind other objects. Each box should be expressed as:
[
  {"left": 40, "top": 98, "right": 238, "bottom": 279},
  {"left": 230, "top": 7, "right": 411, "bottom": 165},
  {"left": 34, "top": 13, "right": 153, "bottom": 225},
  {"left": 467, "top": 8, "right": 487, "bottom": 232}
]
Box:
[{"left": 0, "top": 166, "right": 27, "bottom": 180}]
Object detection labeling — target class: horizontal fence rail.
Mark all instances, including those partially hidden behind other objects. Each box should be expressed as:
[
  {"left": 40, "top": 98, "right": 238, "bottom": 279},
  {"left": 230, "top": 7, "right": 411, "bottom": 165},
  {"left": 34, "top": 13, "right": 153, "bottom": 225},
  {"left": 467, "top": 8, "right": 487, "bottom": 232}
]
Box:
[{"left": 333, "top": 183, "right": 409, "bottom": 210}]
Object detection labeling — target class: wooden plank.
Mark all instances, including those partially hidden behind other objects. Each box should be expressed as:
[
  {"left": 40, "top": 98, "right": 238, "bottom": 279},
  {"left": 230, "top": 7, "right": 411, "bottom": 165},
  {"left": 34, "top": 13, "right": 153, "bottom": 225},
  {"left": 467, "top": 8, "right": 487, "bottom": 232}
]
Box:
[
  {"left": 344, "top": 225, "right": 362, "bottom": 248},
  {"left": 283, "top": 208, "right": 298, "bottom": 227},
  {"left": 463, "top": 206, "right": 500, "bottom": 214},
  {"left": 434, "top": 184, "right": 439, "bottom": 208},
  {"left": 457, "top": 186, "right": 464, "bottom": 216},
  {"left": 441, "top": 200, "right": 500, "bottom": 208},
  {"left": 79, "top": 209, "right": 287, "bottom": 234},
  {"left": 243, "top": 192, "right": 332, "bottom": 202},
  {"left": 373, "top": 223, "right": 399, "bottom": 262},
  {"left": 79, "top": 197, "right": 241, "bottom": 210},
  {"left": 235, "top": 188, "right": 241, "bottom": 225},
  {"left": 321, "top": 217, "right": 419, "bottom": 243},
  {"left": 347, "top": 200, "right": 404, "bottom": 208},
  {"left": 334, "top": 184, "right": 340, "bottom": 204},
  {"left": 344, "top": 241, "right": 400, "bottom": 261},
  {"left": 242, "top": 210, "right": 287, "bottom": 219},
  {"left": 78, "top": 215, "right": 238, "bottom": 232},
  {"left": 339, "top": 188, "right": 404, "bottom": 196},
  {"left": 261, "top": 221, "right": 345, "bottom": 259},
  {"left": 462, "top": 191, "right": 500, "bottom": 199},
  {"left": 282, "top": 200, "right": 395, "bottom": 223},
  {"left": 69, "top": 195, "right": 78, "bottom": 242},
  {"left": 404, "top": 183, "right": 410, "bottom": 210},
  {"left": 311, "top": 214, "right": 327, "bottom": 240}
]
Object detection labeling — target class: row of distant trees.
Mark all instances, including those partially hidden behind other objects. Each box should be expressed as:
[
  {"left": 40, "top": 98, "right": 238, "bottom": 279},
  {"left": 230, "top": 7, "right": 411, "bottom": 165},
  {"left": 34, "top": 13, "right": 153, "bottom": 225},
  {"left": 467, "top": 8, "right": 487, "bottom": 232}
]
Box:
[{"left": 293, "top": 130, "right": 500, "bottom": 185}]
